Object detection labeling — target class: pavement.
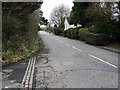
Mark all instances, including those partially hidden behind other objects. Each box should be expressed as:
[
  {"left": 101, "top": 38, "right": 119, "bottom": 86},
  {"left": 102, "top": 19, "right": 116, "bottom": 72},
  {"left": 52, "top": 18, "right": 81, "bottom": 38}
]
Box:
[
  {"left": 100, "top": 46, "right": 120, "bottom": 54},
  {"left": 1, "top": 31, "right": 119, "bottom": 89}
]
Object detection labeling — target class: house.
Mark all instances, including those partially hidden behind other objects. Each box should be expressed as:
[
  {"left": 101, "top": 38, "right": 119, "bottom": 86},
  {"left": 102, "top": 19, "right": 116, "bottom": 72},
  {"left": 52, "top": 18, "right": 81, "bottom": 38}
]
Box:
[{"left": 64, "top": 18, "right": 76, "bottom": 30}]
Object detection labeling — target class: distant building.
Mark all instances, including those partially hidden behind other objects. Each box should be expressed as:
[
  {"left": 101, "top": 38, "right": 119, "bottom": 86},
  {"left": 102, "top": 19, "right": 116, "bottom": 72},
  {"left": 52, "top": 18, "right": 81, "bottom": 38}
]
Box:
[{"left": 64, "top": 18, "right": 76, "bottom": 30}]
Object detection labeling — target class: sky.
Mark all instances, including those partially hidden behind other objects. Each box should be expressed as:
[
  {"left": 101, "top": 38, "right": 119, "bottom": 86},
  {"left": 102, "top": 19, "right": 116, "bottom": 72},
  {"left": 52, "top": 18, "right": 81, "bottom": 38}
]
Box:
[{"left": 41, "top": 0, "right": 74, "bottom": 22}]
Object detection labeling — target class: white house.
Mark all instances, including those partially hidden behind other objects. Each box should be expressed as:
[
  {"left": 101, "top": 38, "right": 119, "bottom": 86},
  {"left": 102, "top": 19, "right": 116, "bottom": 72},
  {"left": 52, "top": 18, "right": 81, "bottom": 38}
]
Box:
[{"left": 64, "top": 18, "right": 76, "bottom": 30}]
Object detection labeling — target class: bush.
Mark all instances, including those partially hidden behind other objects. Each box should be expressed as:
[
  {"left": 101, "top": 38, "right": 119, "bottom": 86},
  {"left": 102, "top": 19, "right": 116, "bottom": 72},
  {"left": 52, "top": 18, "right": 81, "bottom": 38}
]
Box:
[
  {"left": 60, "top": 33, "right": 64, "bottom": 36},
  {"left": 88, "top": 26, "right": 95, "bottom": 33},
  {"left": 2, "top": 14, "right": 39, "bottom": 62},
  {"left": 2, "top": 16, "right": 23, "bottom": 42},
  {"left": 63, "top": 30, "right": 67, "bottom": 37},
  {"left": 66, "top": 29, "right": 71, "bottom": 38},
  {"left": 94, "top": 21, "right": 120, "bottom": 42},
  {"left": 54, "top": 27, "right": 62, "bottom": 35},
  {"left": 85, "top": 33, "right": 110, "bottom": 46},
  {"left": 70, "top": 29, "right": 75, "bottom": 39},
  {"left": 78, "top": 28, "right": 89, "bottom": 41},
  {"left": 74, "top": 27, "right": 80, "bottom": 39}
]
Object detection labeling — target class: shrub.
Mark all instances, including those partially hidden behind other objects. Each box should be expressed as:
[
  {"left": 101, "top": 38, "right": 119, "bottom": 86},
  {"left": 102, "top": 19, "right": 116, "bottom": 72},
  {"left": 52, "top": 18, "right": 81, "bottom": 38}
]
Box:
[
  {"left": 70, "top": 29, "right": 75, "bottom": 39},
  {"left": 66, "top": 29, "right": 71, "bottom": 38},
  {"left": 74, "top": 27, "right": 80, "bottom": 39},
  {"left": 63, "top": 30, "right": 67, "bottom": 37},
  {"left": 60, "top": 33, "right": 64, "bottom": 36},
  {"left": 54, "top": 27, "right": 62, "bottom": 35},
  {"left": 78, "top": 28, "right": 89, "bottom": 41},
  {"left": 85, "top": 33, "right": 110, "bottom": 46},
  {"left": 2, "top": 16, "right": 23, "bottom": 42},
  {"left": 2, "top": 14, "right": 39, "bottom": 62},
  {"left": 94, "top": 21, "right": 120, "bottom": 42},
  {"left": 88, "top": 26, "right": 95, "bottom": 33}
]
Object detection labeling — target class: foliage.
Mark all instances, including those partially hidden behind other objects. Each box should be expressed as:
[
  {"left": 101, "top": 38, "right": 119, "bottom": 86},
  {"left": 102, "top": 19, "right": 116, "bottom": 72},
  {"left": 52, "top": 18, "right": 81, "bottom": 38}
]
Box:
[
  {"left": 70, "top": 29, "right": 75, "bottom": 39},
  {"left": 2, "top": 16, "right": 23, "bottom": 43},
  {"left": 94, "top": 21, "right": 120, "bottom": 41},
  {"left": 50, "top": 4, "right": 70, "bottom": 31},
  {"left": 63, "top": 30, "right": 67, "bottom": 37},
  {"left": 86, "top": 2, "right": 114, "bottom": 26},
  {"left": 88, "top": 26, "right": 95, "bottom": 33},
  {"left": 66, "top": 29, "right": 71, "bottom": 38},
  {"left": 69, "top": 2, "right": 91, "bottom": 27},
  {"left": 78, "top": 28, "right": 89, "bottom": 41},
  {"left": 46, "top": 23, "right": 53, "bottom": 33},
  {"left": 54, "top": 27, "right": 62, "bottom": 35},
  {"left": 62, "top": 27, "right": 111, "bottom": 46},
  {"left": 2, "top": 2, "right": 43, "bottom": 19},
  {"left": 40, "top": 17, "right": 48, "bottom": 25},
  {"left": 85, "top": 33, "right": 110, "bottom": 46},
  {"left": 74, "top": 27, "right": 80, "bottom": 39},
  {"left": 2, "top": 2, "right": 42, "bottom": 63}
]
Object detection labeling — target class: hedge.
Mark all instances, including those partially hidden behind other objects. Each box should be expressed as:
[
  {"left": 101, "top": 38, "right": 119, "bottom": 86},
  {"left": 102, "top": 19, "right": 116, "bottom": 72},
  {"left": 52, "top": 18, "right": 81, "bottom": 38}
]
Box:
[
  {"left": 78, "top": 28, "right": 89, "bottom": 41},
  {"left": 54, "top": 27, "right": 62, "bottom": 35},
  {"left": 85, "top": 33, "right": 110, "bottom": 46},
  {"left": 74, "top": 27, "right": 80, "bottom": 39},
  {"left": 94, "top": 21, "right": 120, "bottom": 42},
  {"left": 70, "top": 29, "right": 75, "bottom": 39},
  {"left": 63, "top": 30, "right": 67, "bottom": 37},
  {"left": 63, "top": 27, "right": 111, "bottom": 46},
  {"left": 66, "top": 29, "right": 71, "bottom": 38}
]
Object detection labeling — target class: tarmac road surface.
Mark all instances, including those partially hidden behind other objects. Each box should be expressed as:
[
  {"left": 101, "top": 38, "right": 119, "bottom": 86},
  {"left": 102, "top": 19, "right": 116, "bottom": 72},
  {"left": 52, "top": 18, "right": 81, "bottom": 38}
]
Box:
[{"left": 2, "top": 31, "right": 118, "bottom": 89}]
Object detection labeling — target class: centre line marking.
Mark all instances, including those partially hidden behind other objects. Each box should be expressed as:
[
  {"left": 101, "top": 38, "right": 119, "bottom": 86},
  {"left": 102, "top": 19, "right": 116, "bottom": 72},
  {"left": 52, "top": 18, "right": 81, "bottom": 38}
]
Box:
[
  {"left": 65, "top": 43, "right": 70, "bottom": 46},
  {"left": 89, "top": 54, "right": 117, "bottom": 68},
  {"left": 72, "top": 46, "right": 82, "bottom": 52}
]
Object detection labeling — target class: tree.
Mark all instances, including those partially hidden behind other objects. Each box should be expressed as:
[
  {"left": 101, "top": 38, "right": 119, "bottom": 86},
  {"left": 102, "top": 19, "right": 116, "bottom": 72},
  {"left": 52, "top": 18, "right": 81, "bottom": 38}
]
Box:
[
  {"left": 116, "top": 2, "right": 120, "bottom": 20},
  {"left": 2, "top": 2, "right": 43, "bottom": 62},
  {"left": 86, "top": 2, "right": 115, "bottom": 25},
  {"left": 69, "top": 2, "right": 91, "bottom": 27},
  {"left": 40, "top": 17, "right": 48, "bottom": 25},
  {"left": 2, "top": 2, "right": 43, "bottom": 18},
  {"left": 50, "top": 4, "right": 70, "bottom": 31}
]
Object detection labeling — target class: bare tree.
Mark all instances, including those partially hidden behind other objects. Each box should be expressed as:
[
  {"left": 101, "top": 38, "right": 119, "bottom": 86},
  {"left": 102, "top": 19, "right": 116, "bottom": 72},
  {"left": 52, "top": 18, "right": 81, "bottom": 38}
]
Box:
[{"left": 50, "top": 4, "right": 70, "bottom": 31}]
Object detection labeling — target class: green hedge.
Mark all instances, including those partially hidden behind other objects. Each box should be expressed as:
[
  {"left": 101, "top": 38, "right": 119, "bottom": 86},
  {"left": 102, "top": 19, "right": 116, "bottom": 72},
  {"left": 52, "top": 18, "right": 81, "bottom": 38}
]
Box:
[
  {"left": 74, "top": 27, "right": 80, "bottom": 39},
  {"left": 63, "top": 30, "right": 67, "bottom": 37},
  {"left": 54, "top": 27, "right": 62, "bottom": 35},
  {"left": 85, "top": 33, "right": 110, "bottom": 46},
  {"left": 94, "top": 21, "right": 120, "bottom": 42},
  {"left": 66, "top": 29, "right": 71, "bottom": 38},
  {"left": 70, "top": 29, "right": 75, "bottom": 39},
  {"left": 78, "top": 28, "right": 89, "bottom": 41},
  {"left": 63, "top": 27, "right": 111, "bottom": 46}
]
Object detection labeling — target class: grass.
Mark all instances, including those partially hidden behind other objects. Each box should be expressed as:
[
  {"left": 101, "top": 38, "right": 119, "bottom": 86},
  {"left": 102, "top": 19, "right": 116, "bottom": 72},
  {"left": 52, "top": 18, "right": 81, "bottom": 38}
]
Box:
[{"left": 2, "top": 34, "right": 40, "bottom": 65}]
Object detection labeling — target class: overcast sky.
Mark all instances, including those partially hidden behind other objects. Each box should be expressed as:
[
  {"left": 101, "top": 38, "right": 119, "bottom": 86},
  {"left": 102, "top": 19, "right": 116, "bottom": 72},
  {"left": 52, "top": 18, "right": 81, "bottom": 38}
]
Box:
[{"left": 41, "top": 0, "right": 74, "bottom": 22}]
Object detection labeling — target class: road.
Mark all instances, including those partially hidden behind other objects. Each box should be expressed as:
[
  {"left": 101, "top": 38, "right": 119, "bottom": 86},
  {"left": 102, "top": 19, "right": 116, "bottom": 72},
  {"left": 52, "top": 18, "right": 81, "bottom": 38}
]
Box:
[
  {"left": 2, "top": 31, "right": 118, "bottom": 89},
  {"left": 35, "top": 31, "right": 118, "bottom": 88}
]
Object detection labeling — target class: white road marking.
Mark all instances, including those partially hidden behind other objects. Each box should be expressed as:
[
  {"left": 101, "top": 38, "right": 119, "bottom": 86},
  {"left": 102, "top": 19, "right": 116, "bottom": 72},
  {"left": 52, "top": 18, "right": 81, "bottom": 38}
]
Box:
[
  {"left": 89, "top": 54, "right": 117, "bottom": 68},
  {"left": 65, "top": 43, "right": 70, "bottom": 46},
  {"left": 72, "top": 46, "right": 82, "bottom": 52},
  {"left": 22, "top": 57, "right": 36, "bottom": 88}
]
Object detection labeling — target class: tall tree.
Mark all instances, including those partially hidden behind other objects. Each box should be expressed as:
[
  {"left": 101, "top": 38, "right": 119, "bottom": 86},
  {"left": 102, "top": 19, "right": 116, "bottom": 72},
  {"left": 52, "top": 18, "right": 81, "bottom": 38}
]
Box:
[
  {"left": 40, "top": 17, "right": 48, "bottom": 25},
  {"left": 69, "top": 2, "right": 91, "bottom": 27},
  {"left": 2, "top": 2, "right": 43, "bottom": 18},
  {"left": 50, "top": 4, "right": 70, "bottom": 31},
  {"left": 86, "top": 2, "right": 115, "bottom": 25}
]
